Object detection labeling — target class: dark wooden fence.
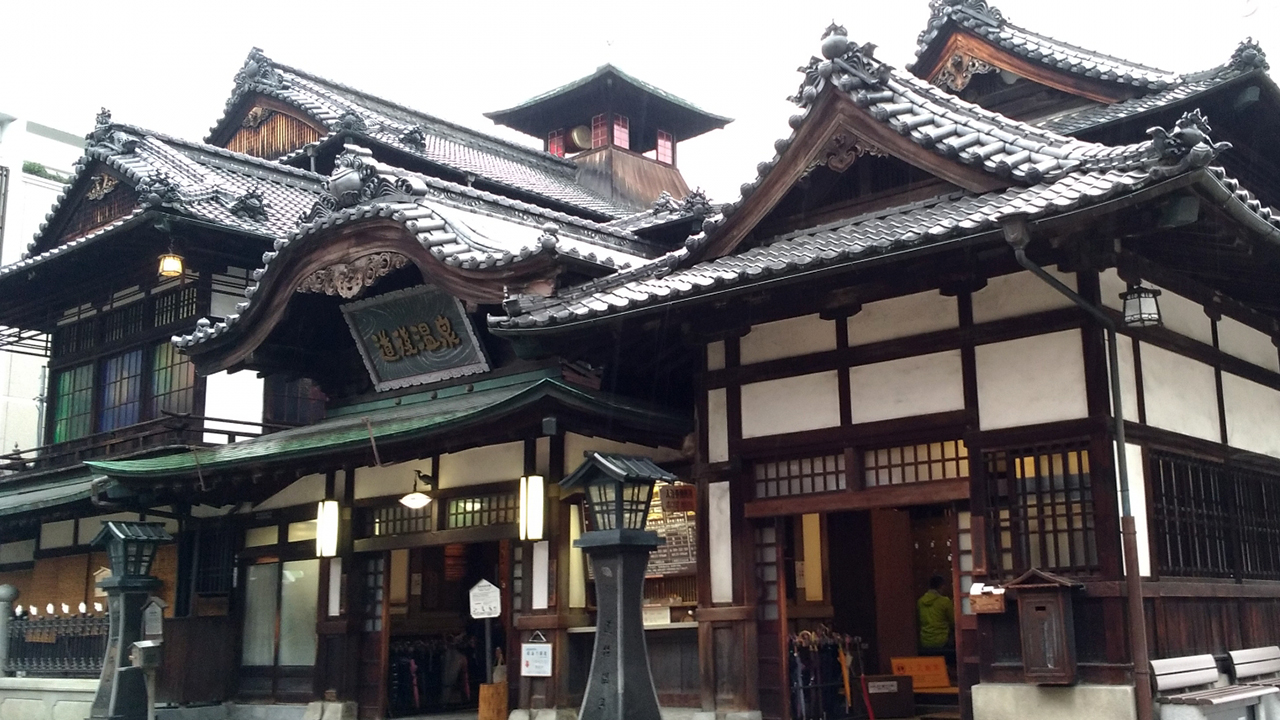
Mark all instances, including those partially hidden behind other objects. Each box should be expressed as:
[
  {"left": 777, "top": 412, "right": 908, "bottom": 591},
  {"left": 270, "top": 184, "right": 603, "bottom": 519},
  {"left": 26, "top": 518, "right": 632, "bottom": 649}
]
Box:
[{"left": 5, "top": 614, "right": 109, "bottom": 677}]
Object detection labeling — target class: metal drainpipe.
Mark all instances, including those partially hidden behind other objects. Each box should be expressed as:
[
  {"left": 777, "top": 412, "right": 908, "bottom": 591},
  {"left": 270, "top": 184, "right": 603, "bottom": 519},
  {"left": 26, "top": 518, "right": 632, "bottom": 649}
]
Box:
[{"left": 1001, "top": 214, "right": 1152, "bottom": 720}]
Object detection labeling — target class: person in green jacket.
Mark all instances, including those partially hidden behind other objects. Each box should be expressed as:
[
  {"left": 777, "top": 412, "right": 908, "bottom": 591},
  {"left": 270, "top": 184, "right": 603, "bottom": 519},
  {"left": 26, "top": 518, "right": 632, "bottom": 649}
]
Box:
[{"left": 917, "top": 574, "right": 955, "bottom": 649}]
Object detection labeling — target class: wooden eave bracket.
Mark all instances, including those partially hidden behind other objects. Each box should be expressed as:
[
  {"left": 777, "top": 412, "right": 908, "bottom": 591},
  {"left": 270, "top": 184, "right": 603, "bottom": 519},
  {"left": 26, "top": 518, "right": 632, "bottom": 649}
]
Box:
[{"left": 922, "top": 33, "right": 1135, "bottom": 104}]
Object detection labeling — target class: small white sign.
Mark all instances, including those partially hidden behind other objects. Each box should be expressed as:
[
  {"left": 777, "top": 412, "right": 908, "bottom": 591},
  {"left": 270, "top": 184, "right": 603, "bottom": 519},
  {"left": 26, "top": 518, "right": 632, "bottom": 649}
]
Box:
[
  {"left": 642, "top": 606, "right": 670, "bottom": 626},
  {"left": 469, "top": 579, "right": 501, "bottom": 619},
  {"left": 867, "top": 680, "right": 899, "bottom": 694},
  {"left": 142, "top": 603, "right": 164, "bottom": 638},
  {"left": 521, "top": 642, "right": 553, "bottom": 677}
]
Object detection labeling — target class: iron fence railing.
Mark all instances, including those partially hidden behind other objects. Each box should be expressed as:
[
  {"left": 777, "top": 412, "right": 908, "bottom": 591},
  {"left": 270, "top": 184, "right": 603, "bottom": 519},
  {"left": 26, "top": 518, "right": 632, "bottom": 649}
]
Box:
[{"left": 5, "top": 613, "right": 109, "bottom": 677}]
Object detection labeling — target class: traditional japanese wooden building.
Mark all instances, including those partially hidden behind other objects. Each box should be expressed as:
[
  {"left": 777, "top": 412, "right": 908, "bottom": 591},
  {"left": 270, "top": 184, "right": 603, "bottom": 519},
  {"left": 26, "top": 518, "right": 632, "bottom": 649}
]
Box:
[
  {"left": 0, "top": 50, "right": 728, "bottom": 720},
  {"left": 489, "top": 8, "right": 1280, "bottom": 720}
]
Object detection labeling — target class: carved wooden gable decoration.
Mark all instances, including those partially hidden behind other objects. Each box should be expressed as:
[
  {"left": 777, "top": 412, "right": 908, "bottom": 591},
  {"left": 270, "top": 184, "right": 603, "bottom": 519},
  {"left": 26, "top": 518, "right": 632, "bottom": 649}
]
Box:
[
  {"left": 52, "top": 170, "right": 138, "bottom": 249},
  {"left": 224, "top": 99, "right": 324, "bottom": 161}
]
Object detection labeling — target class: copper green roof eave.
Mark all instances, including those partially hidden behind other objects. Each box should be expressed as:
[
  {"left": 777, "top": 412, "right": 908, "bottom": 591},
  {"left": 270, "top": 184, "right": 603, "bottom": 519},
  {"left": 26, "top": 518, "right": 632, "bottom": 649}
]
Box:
[
  {"left": 85, "top": 378, "right": 689, "bottom": 481},
  {"left": 0, "top": 473, "right": 99, "bottom": 518}
]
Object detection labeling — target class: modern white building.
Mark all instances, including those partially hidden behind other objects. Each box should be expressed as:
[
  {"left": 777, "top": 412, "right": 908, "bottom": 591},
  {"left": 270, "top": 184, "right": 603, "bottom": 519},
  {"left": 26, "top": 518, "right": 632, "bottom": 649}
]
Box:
[{"left": 0, "top": 112, "right": 84, "bottom": 456}]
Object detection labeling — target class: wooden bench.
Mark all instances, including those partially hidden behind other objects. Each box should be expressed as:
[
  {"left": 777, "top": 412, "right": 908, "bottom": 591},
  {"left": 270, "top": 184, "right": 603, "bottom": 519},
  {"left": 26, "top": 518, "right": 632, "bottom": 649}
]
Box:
[
  {"left": 891, "top": 656, "right": 959, "bottom": 696},
  {"left": 1151, "top": 654, "right": 1277, "bottom": 720},
  {"left": 1230, "top": 646, "right": 1280, "bottom": 687}
]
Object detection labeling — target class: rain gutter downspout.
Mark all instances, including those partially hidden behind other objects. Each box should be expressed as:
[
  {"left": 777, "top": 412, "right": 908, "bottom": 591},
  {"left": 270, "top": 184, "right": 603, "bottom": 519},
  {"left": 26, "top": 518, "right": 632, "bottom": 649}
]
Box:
[{"left": 1001, "top": 214, "right": 1152, "bottom": 720}]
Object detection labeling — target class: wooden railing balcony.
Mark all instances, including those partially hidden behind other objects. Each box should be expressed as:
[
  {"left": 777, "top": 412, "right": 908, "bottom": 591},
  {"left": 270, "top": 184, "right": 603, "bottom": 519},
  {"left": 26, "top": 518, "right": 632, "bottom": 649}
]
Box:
[{"left": 0, "top": 413, "right": 293, "bottom": 476}]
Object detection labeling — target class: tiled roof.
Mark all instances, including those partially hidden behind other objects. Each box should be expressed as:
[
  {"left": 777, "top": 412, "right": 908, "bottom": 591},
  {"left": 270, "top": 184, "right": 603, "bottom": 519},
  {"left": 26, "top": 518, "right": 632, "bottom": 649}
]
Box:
[
  {"left": 913, "top": 0, "right": 1179, "bottom": 91},
  {"left": 210, "top": 49, "right": 632, "bottom": 218},
  {"left": 488, "top": 28, "right": 1278, "bottom": 333},
  {"left": 1038, "top": 40, "right": 1272, "bottom": 135},
  {"left": 4, "top": 112, "right": 323, "bottom": 278},
  {"left": 172, "top": 145, "right": 656, "bottom": 350},
  {"left": 602, "top": 189, "right": 717, "bottom": 234}
]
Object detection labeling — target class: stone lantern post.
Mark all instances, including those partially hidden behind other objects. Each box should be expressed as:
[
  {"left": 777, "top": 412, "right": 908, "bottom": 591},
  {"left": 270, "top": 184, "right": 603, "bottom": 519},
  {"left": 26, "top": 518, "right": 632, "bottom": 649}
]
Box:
[
  {"left": 88, "top": 521, "right": 173, "bottom": 720},
  {"left": 560, "top": 453, "right": 675, "bottom": 720}
]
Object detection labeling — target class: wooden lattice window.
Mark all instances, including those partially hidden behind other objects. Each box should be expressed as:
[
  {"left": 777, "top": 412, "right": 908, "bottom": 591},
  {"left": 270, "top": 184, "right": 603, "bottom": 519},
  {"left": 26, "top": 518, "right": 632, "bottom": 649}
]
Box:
[
  {"left": 548, "top": 129, "right": 565, "bottom": 157},
  {"left": 445, "top": 492, "right": 518, "bottom": 529},
  {"left": 591, "top": 114, "right": 608, "bottom": 149},
  {"left": 151, "top": 341, "right": 195, "bottom": 416},
  {"left": 613, "top": 115, "right": 630, "bottom": 150},
  {"left": 753, "top": 454, "right": 847, "bottom": 499},
  {"left": 864, "top": 440, "right": 969, "bottom": 487},
  {"left": 51, "top": 363, "right": 94, "bottom": 443},
  {"left": 370, "top": 505, "right": 431, "bottom": 537},
  {"left": 98, "top": 349, "right": 144, "bottom": 431},
  {"left": 193, "top": 526, "right": 236, "bottom": 595},
  {"left": 1236, "top": 469, "right": 1280, "bottom": 581},
  {"left": 101, "top": 301, "right": 146, "bottom": 344},
  {"left": 153, "top": 285, "right": 198, "bottom": 327},
  {"left": 1149, "top": 453, "right": 1233, "bottom": 578},
  {"left": 656, "top": 130, "right": 674, "bottom": 164},
  {"left": 987, "top": 444, "right": 1099, "bottom": 575}
]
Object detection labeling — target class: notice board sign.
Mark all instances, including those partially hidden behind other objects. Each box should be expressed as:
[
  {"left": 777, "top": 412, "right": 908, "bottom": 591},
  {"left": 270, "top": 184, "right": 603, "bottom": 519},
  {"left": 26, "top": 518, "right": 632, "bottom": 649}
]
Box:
[
  {"left": 469, "top": 579, "right": 501, "bottom": 619},
  {"left": 342, "top": 285, "right": 489, "bottom": 392},
  {"left": 521, "top": 643, "right": 553, "bottom": 677}
]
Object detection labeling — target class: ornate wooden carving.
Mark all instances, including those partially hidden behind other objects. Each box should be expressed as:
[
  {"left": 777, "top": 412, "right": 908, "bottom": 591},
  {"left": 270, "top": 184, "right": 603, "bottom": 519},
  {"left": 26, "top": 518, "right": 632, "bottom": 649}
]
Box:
[
  {"left": 934, "top": 52, "right": 995, "bottom": 92},
  {"left": 242, "top": 107, "right": 276, "bottom": 129},
  {"left": 55, "top": 184, "right": 138, "bottom": 247},
  {"left": 85, "top": 174, "right": 119, "bottom": 201},
  {"left": 296, "top": 252, "right": 411, "bottom": 299},
  {"left": 819, "top": 130, "right": 886, "bottom": 173}
]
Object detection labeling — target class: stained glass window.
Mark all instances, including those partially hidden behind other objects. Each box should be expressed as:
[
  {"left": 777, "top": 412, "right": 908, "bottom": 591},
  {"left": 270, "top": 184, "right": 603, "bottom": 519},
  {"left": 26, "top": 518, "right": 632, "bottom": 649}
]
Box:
[
  {"left": 99, "top": 349, "right": 144, "bottom": 431},
  {"left": 152, "top": 341, "right": 195, "bottom": 416},
  {"left": 52, "top": 363, "right": 94, "bottom": 442}
]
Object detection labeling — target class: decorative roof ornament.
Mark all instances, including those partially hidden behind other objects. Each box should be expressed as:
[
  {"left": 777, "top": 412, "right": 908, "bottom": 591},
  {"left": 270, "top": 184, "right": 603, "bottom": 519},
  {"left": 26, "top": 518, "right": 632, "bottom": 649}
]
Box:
[
  {"left": 336, "top": 112, "right": 368, "bottom": 133},
  {"left": 301, "top": 143, "right": 427, "bottom": 223},
  {"left": 86, "top": 174, "right": 120, "bottom": 201},
  {"left": 915, "top": 0, "right": 1006, "bottom": 59},
  {"left": 229, "top": 185, "right": 270, "bottom": 221},
  {"left": 537, "top": 222, "right": 560, "bottom": 250},
  {"left": 400, "top": 126, "right": 428, "bottom": 150},
  {"left": 86, "top": 108, "right": 138, "bottom": 155},
  {"left": 651, "top": 191, "right": 680, "bottom": 214},
  {"left": 1146, "top": 110, "right": 1233, "bottom": 177},
  {"left": 1229, "top": 38, "right": 1269, "bottom": 72},
  {"left": 241, "top": 107, "right": 275, "bottom": 129},
  {"left": 136, "top": 171, "right": 183, "bottom": 208},
  {"left": 791, "top": 24, "right": 886, "bottom": 108},
  {"left": 934, "top": 51, "right": 996, "bottom": 91},
  {"left": 679, "top": 188, "right": 713, "bottom": 217},
  {"left": 233, "top": 48, "right": 286, "bottom": 91}
]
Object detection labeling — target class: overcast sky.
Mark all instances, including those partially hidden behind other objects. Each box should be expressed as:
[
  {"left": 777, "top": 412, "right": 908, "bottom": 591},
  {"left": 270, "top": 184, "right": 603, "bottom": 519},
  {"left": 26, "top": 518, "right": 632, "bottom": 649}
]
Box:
[{"left": 2, "top": 0, "right": 1274, "bottom": 203}]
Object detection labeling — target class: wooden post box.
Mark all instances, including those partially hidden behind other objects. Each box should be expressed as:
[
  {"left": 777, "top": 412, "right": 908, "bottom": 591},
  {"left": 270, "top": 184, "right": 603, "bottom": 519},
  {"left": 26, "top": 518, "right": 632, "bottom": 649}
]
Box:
[{"left": 1004, "top": 569, "right": 1083, "bottom": 686}]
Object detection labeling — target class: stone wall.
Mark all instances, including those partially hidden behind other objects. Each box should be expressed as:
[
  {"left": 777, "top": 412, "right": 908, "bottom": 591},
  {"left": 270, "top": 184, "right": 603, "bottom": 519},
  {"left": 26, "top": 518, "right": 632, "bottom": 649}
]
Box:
[{"left": 0, "top": 677, "right": 97, "bottom": 720}]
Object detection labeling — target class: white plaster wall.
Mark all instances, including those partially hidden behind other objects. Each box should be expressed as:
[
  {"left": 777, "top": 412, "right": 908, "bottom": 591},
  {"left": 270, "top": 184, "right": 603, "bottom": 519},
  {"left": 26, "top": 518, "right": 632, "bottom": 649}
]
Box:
[
  {"left": 202, "top": 370, "right": 265, "bottom": 444},
  {"left": 353, "top": 458, "right": 434, "bottom": 500},
  {"left": 975, "top": 331, "right": 1089, "bottom": 431},
  {"left": 0, "top": 539, "right": 35, "bottom": 564},
  {"left": 740, "top": 371, "right": 841, "bottom": 439},
  {"left": 1140, "top": 343, "right": 1221, "bottom": 443},
  {"left": 847, "top": 290, "right": 957, "bottom": 345},
  {"left": 706, "top": 388, "right": 729, "bottom": 464},
  {"left": 739, "top": 314, "right": 835, "bottom": 365},
  {"left": 848, "top": 350, "right": 964, "bottom": 425},
  {"left": 76, "top": 513, "right": 137, "bottom": 544},
  {"left": 1153, "top": 284, "right": 1213, "bottom": 346},
  {"left": 1099, "top": 268, "right": 1127, "bottom": 313},
  {"left": 1107, "top": 334, "right": 1139, "bottom": 421},
  {"left": 1117, "top": 442, "right": 1151, "bottom": 577},
  {"left": 255, "top": 473, "right": 326, "bottom": 511},
  {"left": 38, "top": 520, "right": 74, "bottom": 549},
  {"left": 562, "top": 433, "right": 684, "bottom": 475},
  {"left": 972, "top": 269, "right": 1075, "bottom": 324},
  {"left": 531, "top": 540, "right": 549, "bottom": 610},
  {"left": 438, "top": 441, "right": 524, "bottom": 487},
  {"left": 1218, "top": 316, "right": 1279, "bottom": 372},
  {"left": 1222, "top": 373, "right": 1280, "bottom": 459},
  {"left": 708, "top": 480, "right": 733, "bottom": 604},
  {"left": 706, "top": 340, "right": 725, "bottom": 372},
  {"left": 568, "top": 504, "right": 586, "bottom": 609}
]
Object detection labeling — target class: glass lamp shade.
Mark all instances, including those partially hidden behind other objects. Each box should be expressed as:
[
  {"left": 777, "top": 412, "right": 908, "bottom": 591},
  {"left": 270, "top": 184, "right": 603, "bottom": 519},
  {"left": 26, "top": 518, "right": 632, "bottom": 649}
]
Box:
[
  {"left": 316, "top": 500, "right": 340, "bottom": 557},
  {"left": 157, "top": 252, "right": 184, "bottom": 278},
  {"left": 519, "top": 475, "right": 545, "bottom": 541},
  {"left": 109, "top": 539, "right": 158, "bottom": 577},
  {"left": 584, "top": 477, "right": 655, "bottom": 531},
  {"left": 399, "top": 491, "right": 431, "bottom": 509},
  {"left": 1120, "top": 284, "right": 1163, "bottom": 328}
]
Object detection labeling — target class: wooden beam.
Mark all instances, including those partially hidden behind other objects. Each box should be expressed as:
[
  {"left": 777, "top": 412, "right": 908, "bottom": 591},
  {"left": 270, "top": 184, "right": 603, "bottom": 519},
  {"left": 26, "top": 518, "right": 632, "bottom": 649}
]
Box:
[{"left": 743, "top": 478, "right": 969, "bottom": 518}]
